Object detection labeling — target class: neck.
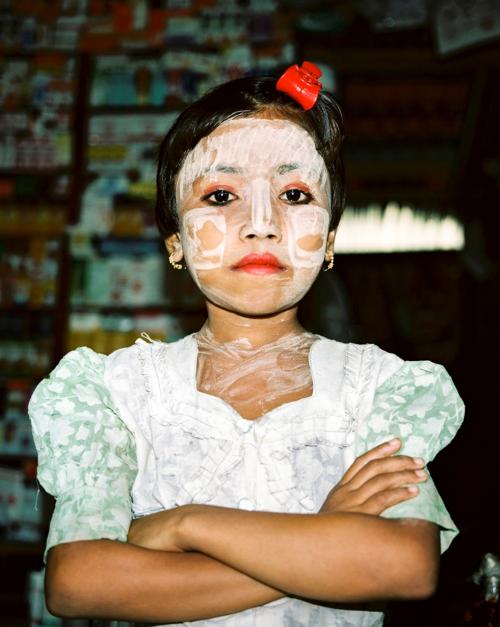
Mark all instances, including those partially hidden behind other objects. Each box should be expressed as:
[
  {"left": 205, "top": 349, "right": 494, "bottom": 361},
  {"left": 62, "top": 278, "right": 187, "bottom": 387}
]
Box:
[{"left": 201, "top": 301, "right": 306, "bottom": 348}]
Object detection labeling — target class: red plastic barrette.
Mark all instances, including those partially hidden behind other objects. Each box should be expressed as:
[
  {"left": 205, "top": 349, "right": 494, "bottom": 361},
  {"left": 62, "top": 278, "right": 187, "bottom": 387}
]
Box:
[{"left": 276, "top": 61, "right": 322, "bottom": 110}]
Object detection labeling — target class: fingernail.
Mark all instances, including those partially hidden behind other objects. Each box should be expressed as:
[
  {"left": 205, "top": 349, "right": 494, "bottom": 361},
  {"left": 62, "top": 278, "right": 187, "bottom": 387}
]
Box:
[
  {"left": 413, "top": 457, "right": 425, "bottom": 467},
  {"left": 415, "top": 470, "right": 427, "bottom": 478},
  {"left": 386, "top": 437, "right": 400, "bottom": 447},
  {"left": 408, "top": 485, "right": 419, "bottom": 493}
]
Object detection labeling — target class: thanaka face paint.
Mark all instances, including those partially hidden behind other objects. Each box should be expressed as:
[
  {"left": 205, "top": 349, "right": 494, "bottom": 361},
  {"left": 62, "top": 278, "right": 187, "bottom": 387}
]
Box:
[
  {"left": 183, "top": 207, "right": 226, "bottom": 270},
  {"left": 175, "top": 118, "right": 333, "bottom": 315}
]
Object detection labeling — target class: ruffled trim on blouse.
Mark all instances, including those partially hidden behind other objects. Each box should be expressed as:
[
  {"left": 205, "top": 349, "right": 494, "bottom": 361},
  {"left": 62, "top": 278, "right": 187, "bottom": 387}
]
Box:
[
  {"left": 28, "top": 347, "right": 137, "bottom": 561},
  {"left": 108, "top": 337, "right": 357, "bottom": 515}
]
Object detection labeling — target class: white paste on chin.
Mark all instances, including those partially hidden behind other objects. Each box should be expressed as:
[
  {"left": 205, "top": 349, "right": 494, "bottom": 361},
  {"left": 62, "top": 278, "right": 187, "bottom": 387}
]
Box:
[
  {"left": 287, "top": 205, "right": 329, "bottom": 268},
  {"left": 182, "top": 207, "right": 227, "bottom": 270}
]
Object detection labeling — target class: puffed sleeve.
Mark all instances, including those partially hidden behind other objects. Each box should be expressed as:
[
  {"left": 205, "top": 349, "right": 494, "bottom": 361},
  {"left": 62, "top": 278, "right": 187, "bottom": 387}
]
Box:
[
  {"left": 28, "top": 347, "right": 138, "bottom": 561},
  {"left": 355, "top": 360, "right": 464, "bottom": 553}
]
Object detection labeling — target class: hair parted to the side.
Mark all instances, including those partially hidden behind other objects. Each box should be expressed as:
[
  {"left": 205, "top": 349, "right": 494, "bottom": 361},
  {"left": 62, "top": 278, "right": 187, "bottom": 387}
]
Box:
[{"left": 155, "top": 76, "right": 345, "bottom": 239}]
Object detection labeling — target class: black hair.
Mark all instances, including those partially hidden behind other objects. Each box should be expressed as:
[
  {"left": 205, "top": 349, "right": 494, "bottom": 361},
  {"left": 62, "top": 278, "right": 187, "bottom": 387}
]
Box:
[{"left": 155, "top": 76, "right": 345, "bottom": 238}]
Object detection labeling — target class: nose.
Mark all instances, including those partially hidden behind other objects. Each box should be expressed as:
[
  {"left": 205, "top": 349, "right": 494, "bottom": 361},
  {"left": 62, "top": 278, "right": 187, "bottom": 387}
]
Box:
[{"left": 239, "top": 178, "right": 282, "bottom": 241}]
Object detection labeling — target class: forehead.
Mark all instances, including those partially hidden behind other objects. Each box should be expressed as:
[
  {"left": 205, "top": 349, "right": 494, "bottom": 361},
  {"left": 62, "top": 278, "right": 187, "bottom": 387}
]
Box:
[{"left": 176, "top": 117, "right": 328, "bottom": 200}]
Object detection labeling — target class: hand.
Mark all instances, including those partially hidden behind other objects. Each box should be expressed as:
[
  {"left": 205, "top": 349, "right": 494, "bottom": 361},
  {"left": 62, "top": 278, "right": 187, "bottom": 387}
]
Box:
[
  {"left": 127, "top": 507, "right": 188, "bottom": 552},
  {"left": 319, "top": 438, "right": 427, "bottom": 516}
]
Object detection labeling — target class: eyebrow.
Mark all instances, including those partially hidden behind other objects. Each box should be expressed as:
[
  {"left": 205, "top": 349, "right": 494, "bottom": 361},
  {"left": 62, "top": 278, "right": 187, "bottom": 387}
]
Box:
[
  {"left": 200, "top": 163, "right": 306, "bottom": 176},
  {"left": 276, "top": 163, "right": 302, "bottom": 175},
  {"left": 200, "top": 165, "right": 243, "bottom": 175}
]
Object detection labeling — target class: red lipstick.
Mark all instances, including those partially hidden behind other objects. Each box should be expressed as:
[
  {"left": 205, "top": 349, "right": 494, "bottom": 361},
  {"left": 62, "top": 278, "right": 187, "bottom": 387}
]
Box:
[{"left": 232, "top": 253, "right": 286, "bottom": 275}]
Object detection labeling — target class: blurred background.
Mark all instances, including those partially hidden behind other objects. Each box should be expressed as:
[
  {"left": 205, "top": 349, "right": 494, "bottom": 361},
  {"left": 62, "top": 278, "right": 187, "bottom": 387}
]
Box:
[{"left": 1, "top": 0, "right": 499, "bottom": 625}]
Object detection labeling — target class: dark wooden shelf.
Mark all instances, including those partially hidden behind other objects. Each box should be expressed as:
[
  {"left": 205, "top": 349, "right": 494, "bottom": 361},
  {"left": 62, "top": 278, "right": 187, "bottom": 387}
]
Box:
[
  {"left": 0, "top": 541, "right": 43, "bottom": 557},
  {"left": 0, "top": 231, "right": 66, "bottom": 239},
  {"left": 0, "top": 453, "right": 37, "bottom": 463},
  {"left": 0, "top": 371, "right": 49, "bottom": 380},
  {"left": 0, "top": 167, "right": 70, "bottom": 176},
  {"left": 300, "top": 37, "right": 500, "bottom": 73},
  {"left": 0, "top": 304, "right": 57, "bottom": 312},
  {"left": 90, "top": 104, "right": 176, "bottom": 114},
  {"left": 70, "top": 303, "right": 205, "bottom": 314}
]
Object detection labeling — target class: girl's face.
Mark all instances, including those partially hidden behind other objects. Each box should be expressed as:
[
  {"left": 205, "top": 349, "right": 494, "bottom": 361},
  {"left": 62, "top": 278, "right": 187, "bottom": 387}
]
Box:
[{"left": 171, "top": 117, "right": 334, "bottom": 316}]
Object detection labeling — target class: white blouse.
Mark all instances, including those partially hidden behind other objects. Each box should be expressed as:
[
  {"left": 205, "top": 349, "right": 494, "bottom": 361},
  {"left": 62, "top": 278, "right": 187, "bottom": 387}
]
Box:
[{"left": 29, "top": 333, "right": 465, "bottom": 627}]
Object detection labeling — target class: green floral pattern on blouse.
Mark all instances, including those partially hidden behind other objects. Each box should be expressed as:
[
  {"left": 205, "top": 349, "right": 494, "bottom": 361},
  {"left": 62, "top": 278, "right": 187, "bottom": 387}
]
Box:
[
  {"left": 355, "top": 360, "right": 465, "bottom": 551},
  {"left": 28, "top": 348, "right": 138, "bottom": 561}
]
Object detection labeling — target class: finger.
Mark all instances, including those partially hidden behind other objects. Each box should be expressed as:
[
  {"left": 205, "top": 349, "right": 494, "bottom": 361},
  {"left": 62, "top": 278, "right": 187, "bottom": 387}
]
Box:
[
  {"left": 356, "top": 468, "right": 428, "bottom": 501},
  {"left": 346, "top": 455, "right": 425, "bottom": 491},
  {"left": 340, "top": 438, "right": 402, "bottom": 485},
  {"left": 357, "top": 485, "right": 420, "bottom": 516}
]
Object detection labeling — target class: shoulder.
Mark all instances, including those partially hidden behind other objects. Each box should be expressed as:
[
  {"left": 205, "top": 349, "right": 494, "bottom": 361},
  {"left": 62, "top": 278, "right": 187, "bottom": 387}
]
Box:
[
  {"left": 315, "top": 336, "right": 404, "bottom": 389},
  {"left": 28, "top": 346, "right": 137, "bottom": 501},
  {"left": 103, "top": 334, "right": 196, "bottom": 435},
  {"left": 106, "top": 334, "right": 194, "bottom": 370},
  {"left": 354, "top": 352, "right": 464, "bottom": 461},
  {"left": 28, "top": 347, "right": 109, "bottom": 430}
]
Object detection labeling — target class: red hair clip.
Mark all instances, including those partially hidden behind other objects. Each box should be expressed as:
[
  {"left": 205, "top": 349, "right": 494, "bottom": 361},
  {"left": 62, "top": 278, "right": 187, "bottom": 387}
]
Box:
[{"left": 276, "top": 61, "right": 322, "bottom": 110}]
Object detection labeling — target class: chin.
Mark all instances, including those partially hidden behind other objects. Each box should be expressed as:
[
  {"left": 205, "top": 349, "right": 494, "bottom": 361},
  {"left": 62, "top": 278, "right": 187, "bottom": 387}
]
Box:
[
  {"left": 206, "top": 294, "right": 303, "bottom": 318},
  {"left": 196, "top": 268, "right": 319, "bottom": 316}
]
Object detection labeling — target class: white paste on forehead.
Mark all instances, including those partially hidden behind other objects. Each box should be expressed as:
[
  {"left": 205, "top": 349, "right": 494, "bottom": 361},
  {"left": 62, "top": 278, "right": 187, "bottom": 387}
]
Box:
[
  {"left": 286, "top": 205, "right": 329, "bottom": 268},
  {"left": 182, "top": 207, "right": 226, "bottom": 270},
  {"left": 176, "top": 118, "right": 329, "bottom": 205}
]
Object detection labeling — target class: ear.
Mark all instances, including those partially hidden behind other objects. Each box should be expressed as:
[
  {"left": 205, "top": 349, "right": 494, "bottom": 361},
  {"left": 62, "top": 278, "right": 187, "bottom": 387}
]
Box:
[
  {"left": 164, "top": 232, "right": 184, "bottom": 262},
  {"left": 325, "top": 230, "right": 336, "bottom": 260}
]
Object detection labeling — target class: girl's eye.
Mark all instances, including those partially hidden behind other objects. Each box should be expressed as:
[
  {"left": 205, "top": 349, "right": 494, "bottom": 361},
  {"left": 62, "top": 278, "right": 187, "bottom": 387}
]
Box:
[
  {"left": 280, "top": 188, "right": 313, "bottom": 204},
  {"left": 202, "top": 189, "right": 236, "bottom": 205}
]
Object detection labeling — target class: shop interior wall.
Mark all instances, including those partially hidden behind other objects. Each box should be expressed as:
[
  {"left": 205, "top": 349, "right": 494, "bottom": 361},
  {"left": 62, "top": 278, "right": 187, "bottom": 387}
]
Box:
[{"left": 1, "top": 2, "right": 500, "bottom": 625}]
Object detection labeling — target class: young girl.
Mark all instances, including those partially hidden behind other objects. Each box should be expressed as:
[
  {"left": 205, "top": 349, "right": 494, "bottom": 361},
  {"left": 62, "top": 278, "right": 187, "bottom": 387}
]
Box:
[{"left": 29, "top": 64, "right": 464, "bottom": 627}]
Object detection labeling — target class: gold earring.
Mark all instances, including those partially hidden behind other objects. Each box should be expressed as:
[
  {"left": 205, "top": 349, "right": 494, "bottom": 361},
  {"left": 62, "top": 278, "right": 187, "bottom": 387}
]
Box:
[
  {"left": 325, "top": 252, "right": 335, "bottom": 271},
  {"left": 169, "top": 253, "right": 183, "bottom": 270}
]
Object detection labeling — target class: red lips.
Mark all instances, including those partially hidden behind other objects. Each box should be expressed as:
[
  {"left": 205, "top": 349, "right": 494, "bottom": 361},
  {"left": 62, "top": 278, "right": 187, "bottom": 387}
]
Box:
[{"left": 232, "top": 253, "right": 286, "bottom": 275}]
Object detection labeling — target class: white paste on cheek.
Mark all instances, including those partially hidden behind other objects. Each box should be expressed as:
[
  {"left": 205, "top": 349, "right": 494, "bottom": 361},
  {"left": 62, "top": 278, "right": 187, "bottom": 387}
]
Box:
[
  {"left": 182, "top": 207, "right": 227, "bottom": 270},
  {"left": 286, "top": 205, "right": 329, "bottom": 268}
]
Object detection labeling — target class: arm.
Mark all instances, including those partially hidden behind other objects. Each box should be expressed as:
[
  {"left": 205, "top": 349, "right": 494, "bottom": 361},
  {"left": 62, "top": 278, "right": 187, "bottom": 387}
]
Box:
[
  {"left": 55, "top": 438, "right": 431, "bottom": 621},
  {"left": 29, "top": 349, "right": 282, "bottom": 621},
  {"left": 170, "top": 360, "right": 465, "bottom": 603},
  {"left": 177, "top": 505, "right": 439, "bottom": 603},
  {"left": 128, "top": 439, "right": 438, "bottom": 606},
  {"left": 46, "top": 540, "right": 283, "bottom": 622}
]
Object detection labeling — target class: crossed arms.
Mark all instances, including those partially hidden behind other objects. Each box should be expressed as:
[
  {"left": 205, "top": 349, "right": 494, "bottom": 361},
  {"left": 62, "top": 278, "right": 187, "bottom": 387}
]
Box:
[{"left": 45, "top": 439, "right": 439, "bottom": 623}]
